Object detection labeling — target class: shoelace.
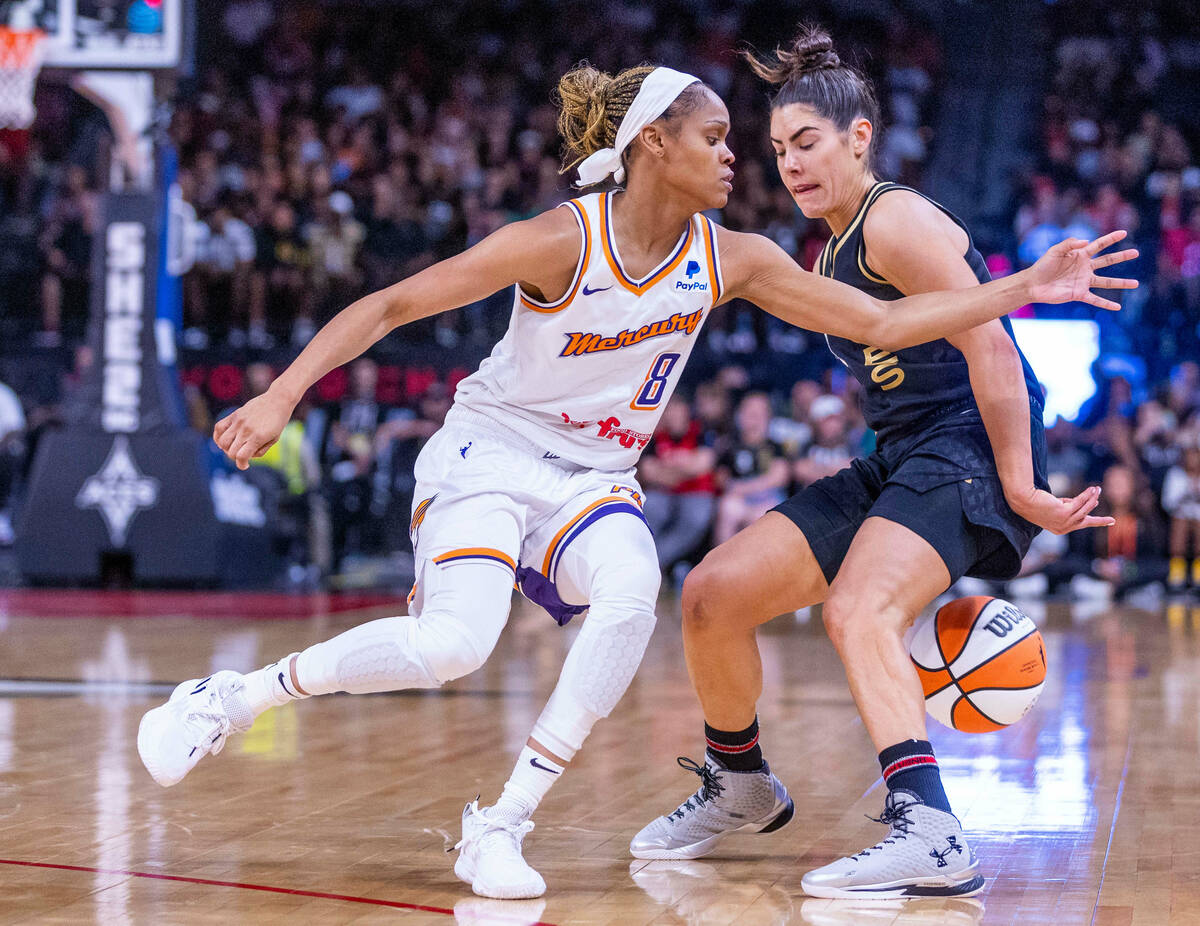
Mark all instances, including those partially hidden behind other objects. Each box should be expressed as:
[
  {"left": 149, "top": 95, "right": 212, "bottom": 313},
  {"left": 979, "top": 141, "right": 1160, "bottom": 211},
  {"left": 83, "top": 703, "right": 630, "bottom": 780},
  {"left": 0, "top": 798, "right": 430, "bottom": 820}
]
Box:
[
  {"left": 668, "top": 756, "right": 726, "bottom": 821},
  {"left": 452, "top": 804, "right": 535, "bottom": 854},
  {"left": 184, "top": 688, "right": 234, "bottom": 758},
  {"left": 851, "top": 798, "right": 916, "bottom": 860}
]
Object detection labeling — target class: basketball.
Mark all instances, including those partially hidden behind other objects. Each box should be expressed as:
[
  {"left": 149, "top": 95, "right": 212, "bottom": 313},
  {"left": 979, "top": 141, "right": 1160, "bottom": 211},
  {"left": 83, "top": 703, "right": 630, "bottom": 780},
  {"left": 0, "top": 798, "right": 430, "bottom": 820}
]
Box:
[{"left": 909, "top": 596, "right": 1047, "bottom": 733}]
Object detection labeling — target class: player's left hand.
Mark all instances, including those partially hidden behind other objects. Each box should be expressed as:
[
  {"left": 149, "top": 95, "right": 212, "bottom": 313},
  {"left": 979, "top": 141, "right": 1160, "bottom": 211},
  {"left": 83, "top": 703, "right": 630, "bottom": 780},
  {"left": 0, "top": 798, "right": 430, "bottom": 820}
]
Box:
[
  {"left": 1007, "top": 483, "right": 1115, "bottom": 535},
  {"left": 1025, "top": 230, "right": 1139, "bottom": 310}
]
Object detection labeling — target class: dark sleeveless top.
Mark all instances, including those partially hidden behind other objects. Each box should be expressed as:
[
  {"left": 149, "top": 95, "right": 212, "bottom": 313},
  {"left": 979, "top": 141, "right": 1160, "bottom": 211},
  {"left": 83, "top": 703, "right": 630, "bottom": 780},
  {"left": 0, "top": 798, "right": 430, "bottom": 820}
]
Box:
[{"left": 816, "top": 181, "right": 1043, "bottom": 445}]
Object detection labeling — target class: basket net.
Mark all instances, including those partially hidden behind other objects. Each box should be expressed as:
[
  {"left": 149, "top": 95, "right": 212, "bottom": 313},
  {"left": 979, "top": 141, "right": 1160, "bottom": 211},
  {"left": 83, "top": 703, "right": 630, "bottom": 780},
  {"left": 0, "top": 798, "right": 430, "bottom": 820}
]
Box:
[{"left": 0, "top": 28, "right": 46, "bottom": 130}]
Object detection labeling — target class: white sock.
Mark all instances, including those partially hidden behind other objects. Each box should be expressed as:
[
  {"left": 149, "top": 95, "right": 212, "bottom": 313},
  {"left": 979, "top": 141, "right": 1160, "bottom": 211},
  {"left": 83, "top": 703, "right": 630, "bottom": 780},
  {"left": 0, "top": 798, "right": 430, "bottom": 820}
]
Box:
[
  {"left": 489, "top": 746, "right": 566, "bottom": 824},
  {"left": 238, "top": 653, "right": 307, "bottom": 717}
]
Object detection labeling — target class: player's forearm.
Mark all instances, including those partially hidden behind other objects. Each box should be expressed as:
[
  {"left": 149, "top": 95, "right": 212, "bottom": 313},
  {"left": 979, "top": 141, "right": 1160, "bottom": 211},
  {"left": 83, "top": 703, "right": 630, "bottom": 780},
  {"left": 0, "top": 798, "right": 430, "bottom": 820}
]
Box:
[
  {"left": 270, "top": 286, "right": 408, "bottom": 406},
  {"left": 875, "top": 273, "right": 1032, "bottom": 351},
  {"left": 967, "top": 342, "right": 1036, "bottom": 497}
]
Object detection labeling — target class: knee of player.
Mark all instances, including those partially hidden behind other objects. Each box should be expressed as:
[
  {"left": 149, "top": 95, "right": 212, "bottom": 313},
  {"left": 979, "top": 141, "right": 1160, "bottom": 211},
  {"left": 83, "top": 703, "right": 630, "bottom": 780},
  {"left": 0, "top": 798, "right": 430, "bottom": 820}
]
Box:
[
  {"left": 820, "top": 593, "right": 854, "bottom": 649},
  {"left": 680, "top": 556, "right": 735, "bottom": 633},
  {"left": 821, "top": 587, "right": 894, "bottom": 648},
  {"left": 575, "top": 536, "right": 662, "bottom": 611},
  {"left": 414, "top": 613, "right": 495, "bottom": 683}
]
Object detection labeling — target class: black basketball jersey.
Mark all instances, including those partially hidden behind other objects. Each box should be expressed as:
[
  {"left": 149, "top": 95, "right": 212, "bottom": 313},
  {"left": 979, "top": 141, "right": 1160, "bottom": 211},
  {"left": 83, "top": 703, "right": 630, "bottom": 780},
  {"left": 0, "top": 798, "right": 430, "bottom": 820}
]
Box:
[{"left": 816, "top": 181, "right": 1042, "bottom": 444}]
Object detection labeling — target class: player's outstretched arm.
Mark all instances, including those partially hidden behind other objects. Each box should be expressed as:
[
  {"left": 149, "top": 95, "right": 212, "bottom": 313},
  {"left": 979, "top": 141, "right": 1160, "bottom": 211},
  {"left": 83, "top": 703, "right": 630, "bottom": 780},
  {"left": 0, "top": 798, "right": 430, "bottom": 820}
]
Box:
[
  {"left": 718, "top": 227, "right": 1138, "bottom": 351},
  {"left": 214, "top": 208, "right": 580, "bottom": 469}
]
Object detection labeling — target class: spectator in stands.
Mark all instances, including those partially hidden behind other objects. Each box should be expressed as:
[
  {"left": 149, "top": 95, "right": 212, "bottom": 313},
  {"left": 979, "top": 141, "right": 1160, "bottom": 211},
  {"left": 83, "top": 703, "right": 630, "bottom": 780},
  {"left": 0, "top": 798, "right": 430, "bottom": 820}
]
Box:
[
  {"left": 1045, "top": 463, "right": 1167, "bottom": 600},
  {"left": 0, "top": 376, "right": 26, "bottom": 546},
  {"left": 305, "top": 190, "right": 366, "bottom": 337},
  {"left": 38, "top": 165, "right": 99, "bottom": 347},
  {"left": 693, "top": 380, "right": 734, "bottom": 459},
  {"left": 318, "top": 357, "right": 399, "bottom": 569},
  {"left": 768, "top": 379, "right": 821, "bottom": 458},
  {"left": 187, "top": 196, "right": 256, "bottom": 348},
  {"left": 361, "top": 178, "right": 432, "bottom": 292},
  {"left": 250, "top": 200, "right": 311, "bottom": 347},
  {"left": 1164, "top": 435, "right": 1200, "bottom": 593},
  {"left": 639, "top": 397, "right": 718, "bottom": 574},
  {"left": 793, "top": 394, "right": 855, "bottom": 488},
  {"left": 713, "top": 392, "right": 789, "bottom": 546}
]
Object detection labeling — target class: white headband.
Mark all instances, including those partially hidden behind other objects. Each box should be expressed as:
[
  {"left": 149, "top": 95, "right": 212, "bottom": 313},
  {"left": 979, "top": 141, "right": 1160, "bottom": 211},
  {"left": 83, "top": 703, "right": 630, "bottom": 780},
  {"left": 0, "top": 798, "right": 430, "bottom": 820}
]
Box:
[{"left": 574, "top": 66, "right": 701, "bottom": 188}]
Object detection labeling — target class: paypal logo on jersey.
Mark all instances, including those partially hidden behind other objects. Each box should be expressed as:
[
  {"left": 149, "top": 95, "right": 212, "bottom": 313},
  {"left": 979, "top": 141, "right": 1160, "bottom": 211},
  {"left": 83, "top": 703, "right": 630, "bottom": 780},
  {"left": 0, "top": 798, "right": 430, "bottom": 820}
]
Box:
[
  {"left": 677, "top": 260, "right": 708, "bottom": 291},
  {"left": 681, "top": 256, "right": 705, "bottom": 289}
]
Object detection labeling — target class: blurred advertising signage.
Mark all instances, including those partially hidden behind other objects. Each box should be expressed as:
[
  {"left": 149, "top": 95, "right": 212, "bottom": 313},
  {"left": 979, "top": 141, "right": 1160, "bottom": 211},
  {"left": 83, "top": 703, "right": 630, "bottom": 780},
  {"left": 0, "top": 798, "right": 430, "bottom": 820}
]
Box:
[{"left": 1008, "top": 319, "right": 1100, "bottom": 425}]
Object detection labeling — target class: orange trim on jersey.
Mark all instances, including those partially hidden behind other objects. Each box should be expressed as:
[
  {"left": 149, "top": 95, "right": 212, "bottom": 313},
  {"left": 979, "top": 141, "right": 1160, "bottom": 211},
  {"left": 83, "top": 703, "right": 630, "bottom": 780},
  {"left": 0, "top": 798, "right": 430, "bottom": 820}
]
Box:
[
  {"left": 699, "top": 216, "right": 723, "bottom": 303},
  {"left": 519, "top": 199, "right": 591, "bottom": 313},
  {"left": 410, "top": 496, "right": 435, "bottom": 538},
  {"left": 433, "top": 547, "right": 517, "bottom": 572},
  {"left": 540, "top": 495, "right": 629, "bottom": 575},
  {"left": 600, "top": 191, "right": 694, "bottom": 296}
]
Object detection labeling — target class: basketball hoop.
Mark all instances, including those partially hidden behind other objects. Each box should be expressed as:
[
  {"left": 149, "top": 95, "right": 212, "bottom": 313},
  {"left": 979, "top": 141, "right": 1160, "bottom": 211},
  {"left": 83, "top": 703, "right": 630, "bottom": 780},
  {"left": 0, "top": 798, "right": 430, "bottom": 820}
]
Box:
[{"left": 0, "top": 27, "right": 47, "bottom": 130}]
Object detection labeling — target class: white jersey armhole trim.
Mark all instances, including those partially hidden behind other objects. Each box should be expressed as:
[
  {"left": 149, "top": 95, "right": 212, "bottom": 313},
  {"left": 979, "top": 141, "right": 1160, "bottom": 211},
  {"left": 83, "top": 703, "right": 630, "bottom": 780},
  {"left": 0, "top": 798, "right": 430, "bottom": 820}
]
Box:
[{"left": 518, "top": 199, "right": 590, "bottom": 313}]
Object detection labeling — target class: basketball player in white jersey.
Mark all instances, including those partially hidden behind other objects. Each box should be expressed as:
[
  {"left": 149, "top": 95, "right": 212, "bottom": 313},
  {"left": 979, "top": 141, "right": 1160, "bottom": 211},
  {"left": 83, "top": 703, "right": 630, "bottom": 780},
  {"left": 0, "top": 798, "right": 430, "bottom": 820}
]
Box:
[{"left": 137, "top": 63, "right": 1135, "bottom": 899}]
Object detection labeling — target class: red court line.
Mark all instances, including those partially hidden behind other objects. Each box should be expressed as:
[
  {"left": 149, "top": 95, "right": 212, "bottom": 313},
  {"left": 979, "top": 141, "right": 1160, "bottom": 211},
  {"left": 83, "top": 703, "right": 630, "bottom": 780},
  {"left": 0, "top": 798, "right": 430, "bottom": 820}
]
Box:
[{"left": 0, "top": 858, "right": 555, "bottom": 924}]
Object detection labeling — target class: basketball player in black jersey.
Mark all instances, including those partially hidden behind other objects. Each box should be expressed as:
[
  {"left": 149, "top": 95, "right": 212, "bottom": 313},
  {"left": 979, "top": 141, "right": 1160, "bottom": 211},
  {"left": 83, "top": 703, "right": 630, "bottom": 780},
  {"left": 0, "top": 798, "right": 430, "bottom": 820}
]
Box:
[{"left": 632, "top": 26, "right": 1121, "bottom": 898}]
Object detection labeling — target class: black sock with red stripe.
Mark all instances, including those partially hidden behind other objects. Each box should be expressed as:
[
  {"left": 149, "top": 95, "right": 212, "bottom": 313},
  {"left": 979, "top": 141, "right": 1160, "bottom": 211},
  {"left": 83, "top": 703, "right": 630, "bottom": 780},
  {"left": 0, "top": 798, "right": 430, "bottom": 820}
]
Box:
[
  {"left": 878, "top": 739, "right": 951, "bottom": 814},
  {"left": 704, "top": 717, "right": 763, "bottom": 772}
]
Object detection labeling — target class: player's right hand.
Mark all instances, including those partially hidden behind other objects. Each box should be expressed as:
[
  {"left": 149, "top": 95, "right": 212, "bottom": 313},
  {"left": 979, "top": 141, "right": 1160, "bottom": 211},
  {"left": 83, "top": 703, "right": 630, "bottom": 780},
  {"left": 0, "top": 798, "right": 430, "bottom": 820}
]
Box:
[
  {"left": 1006, "top": 483, "right": 1115, "bottom": 535},
  {"left": 213, "top": 390, "right": 294, "bottom": 470}
]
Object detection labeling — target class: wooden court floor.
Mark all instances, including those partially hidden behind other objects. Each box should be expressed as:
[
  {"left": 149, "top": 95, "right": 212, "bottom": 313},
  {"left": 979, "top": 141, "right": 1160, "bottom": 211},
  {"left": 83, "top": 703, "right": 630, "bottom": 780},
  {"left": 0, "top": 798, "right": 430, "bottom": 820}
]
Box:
[{"left": 1, "top": 587, "right": 1199, "bottom": 925}]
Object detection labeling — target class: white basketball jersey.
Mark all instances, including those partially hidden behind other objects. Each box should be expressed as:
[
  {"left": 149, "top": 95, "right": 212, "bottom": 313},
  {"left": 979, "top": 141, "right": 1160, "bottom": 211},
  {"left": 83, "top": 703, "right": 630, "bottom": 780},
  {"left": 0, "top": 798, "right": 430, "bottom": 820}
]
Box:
[{"left": 454, "top": 191, "right": 724, "bottom": 470}]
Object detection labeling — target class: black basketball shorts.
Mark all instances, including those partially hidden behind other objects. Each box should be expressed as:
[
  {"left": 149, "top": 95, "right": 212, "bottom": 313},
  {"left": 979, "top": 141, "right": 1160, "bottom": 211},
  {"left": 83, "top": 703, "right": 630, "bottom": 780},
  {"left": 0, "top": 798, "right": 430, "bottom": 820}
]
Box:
[{"left": 773, "top": 403, "right": 1046, "bottom": 585}]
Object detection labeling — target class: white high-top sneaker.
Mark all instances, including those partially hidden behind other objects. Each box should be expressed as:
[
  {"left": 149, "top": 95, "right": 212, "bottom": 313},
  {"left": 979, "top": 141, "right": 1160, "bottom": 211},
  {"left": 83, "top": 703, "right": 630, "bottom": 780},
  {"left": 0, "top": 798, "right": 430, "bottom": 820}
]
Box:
[
  {"left": 630, "top": 756, "right": 794, "bottom": 860},
  {"left": 453, "top": 800, "right": 546, "bottom": 899},
  {"left": 801, "top": 790, "right": 984, "bottom": 899},
  {"left": 137, "top": 671, "right": 254, "bottom": 787}
]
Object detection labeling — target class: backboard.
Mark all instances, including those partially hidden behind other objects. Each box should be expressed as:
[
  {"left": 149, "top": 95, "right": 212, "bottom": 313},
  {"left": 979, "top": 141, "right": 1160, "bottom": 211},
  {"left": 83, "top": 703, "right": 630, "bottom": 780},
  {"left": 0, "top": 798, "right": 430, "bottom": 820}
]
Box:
[{"left": 5, "top": 0, "right": 181, "bottom": 69}]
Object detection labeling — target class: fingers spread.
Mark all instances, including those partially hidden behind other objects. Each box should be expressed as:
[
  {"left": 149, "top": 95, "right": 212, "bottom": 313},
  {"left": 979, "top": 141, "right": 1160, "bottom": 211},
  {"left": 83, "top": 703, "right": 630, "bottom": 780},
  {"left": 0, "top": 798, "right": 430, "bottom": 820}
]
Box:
[
  {"left": 1082, "top": 293, "right": 1122, "bottom": 311},
  {"left": 1084, "top": 229, "right": 1127, "bottom": 256},
  {"left": 1091, "top": 248, "right": 1139, "bottom": 269},
  {"left": 1091, "top": 274, "right": 1138, "bottom": 290}
]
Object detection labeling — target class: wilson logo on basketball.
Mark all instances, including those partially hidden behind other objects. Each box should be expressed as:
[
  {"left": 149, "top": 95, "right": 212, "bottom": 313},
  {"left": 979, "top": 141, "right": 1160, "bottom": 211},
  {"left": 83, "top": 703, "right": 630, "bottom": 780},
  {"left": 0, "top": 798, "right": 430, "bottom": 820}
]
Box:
[{"left": 983, "top": 607, "right": 1029, "bottom": 638}]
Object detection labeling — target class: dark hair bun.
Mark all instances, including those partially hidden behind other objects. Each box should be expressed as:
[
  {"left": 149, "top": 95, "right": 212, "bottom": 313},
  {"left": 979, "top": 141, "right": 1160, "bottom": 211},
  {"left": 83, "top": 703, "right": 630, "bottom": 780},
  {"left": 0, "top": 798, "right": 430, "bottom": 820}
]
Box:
[
  {"left": 791, "top": 27, "right": 841, "bottom": 72},
  {"left": 742, "top": 24, "right": 843, "bottom": 86}
]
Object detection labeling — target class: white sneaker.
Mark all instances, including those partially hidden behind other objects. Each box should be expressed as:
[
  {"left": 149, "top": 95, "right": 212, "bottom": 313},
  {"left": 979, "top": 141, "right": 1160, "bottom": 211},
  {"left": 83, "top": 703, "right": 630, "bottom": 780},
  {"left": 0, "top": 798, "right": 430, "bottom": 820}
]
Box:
[
  {"left": 137, "top": 670, "right": 254, "bottom": 787},
  {"left": 630, "top": 756, "right": 793, "bottom": 860},
  {"left": 801, "top": 790, "right": 984, "bottom": 899},
  {"left": 453, "top": 800, "right": 546, "bottom": 899}
]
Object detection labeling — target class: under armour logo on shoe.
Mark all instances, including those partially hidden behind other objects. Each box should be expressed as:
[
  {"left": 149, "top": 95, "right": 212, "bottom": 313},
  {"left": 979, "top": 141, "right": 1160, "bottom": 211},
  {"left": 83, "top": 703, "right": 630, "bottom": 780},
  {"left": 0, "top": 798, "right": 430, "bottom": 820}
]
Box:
[
  {"left": 460, "top": 442, "right": 473, "bottom": 458},
  {"left": 930, "top": 836, "right": 964, "bottom": 868}
]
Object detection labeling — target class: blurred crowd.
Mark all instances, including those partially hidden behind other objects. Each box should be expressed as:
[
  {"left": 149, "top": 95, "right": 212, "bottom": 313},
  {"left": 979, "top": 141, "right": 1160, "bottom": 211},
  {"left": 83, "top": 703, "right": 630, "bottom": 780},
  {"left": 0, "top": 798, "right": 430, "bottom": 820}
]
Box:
[
  {"left": 1009, "top": 1, "right": 1200, "bottom": 375},
  {"left": 0, "top": 0, "right": 1198, "bottom": 599},
  {"left": 0, "top": 0, "right": 940, "bottom": 348}
]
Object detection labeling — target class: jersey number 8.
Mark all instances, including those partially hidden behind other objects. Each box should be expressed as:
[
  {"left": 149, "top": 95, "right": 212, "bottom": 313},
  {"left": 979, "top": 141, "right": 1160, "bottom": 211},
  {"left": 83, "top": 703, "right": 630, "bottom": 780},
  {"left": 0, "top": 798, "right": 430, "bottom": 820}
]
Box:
[{"left": 630, "top": 352, "right": 681, "bottom": 411}]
